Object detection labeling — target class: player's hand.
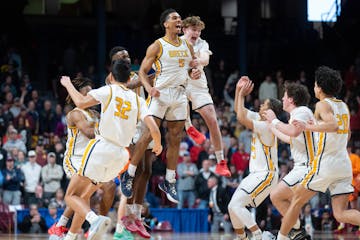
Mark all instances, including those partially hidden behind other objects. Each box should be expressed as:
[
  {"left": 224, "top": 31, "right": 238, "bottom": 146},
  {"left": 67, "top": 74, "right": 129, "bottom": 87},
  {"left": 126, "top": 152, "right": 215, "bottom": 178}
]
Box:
[
  {"left": 60, "top": 76, "right": 71, "bottom": 88},
  {"left": 189, "top": 58, "right": 200, "bottom": 68},
  {"left": 236, "top": 76, "right": 250, "bottom": 91},
  {"left": 239, "top": 79, "right": 254, "bottom": 97},
  {"left": 152, "top": 143, "right": 163, "bottom": 156},
  {"left": 292, "top": 119, "right": 306, "bottom": 131},
  {"left": 190, "top": 68, "right": 201, "bottom": 80},
  {"left": 264, "top": 109, "right": 276, "bottom": 123},
  {"left": 149, "top": 87, "right": 160, "bottom": 97}
]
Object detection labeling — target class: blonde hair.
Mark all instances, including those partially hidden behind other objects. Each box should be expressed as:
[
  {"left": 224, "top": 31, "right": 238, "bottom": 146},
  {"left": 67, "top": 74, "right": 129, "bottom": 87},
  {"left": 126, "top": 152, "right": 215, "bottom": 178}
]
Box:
[{"left": 182, "top": 16, "right": 205, "bottom": 30}]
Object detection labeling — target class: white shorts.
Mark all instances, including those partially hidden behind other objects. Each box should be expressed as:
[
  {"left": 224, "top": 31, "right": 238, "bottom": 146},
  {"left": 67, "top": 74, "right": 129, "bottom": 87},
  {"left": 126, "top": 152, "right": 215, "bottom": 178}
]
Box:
[
  {"left": 132, "top": 121, "right": 154, "bottom": 150},
  {"left": 186, "top": 85, "right": 213, "bottom": 110},
  {"left": 301, "top": 160, "right": 353, "bottom": 196},
  {"left": 282, "top": 164, "right": 308, "bottom": 187},
  {"left": 237, "top": 171, "right": 278, "bottom": 207},
  {"left": 77, "top": 137, "right": 129, "bottom": 183},
  {"left": 63, "top": 155, "right": 82, "bottom": 178},
  {"left": 148, "top": 86, "right": 187, "bottom": 121}
]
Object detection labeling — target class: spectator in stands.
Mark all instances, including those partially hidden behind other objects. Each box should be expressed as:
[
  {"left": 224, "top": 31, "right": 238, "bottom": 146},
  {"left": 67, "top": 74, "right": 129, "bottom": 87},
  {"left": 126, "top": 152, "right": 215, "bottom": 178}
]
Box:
[
  {"left": 26, "top": 100, "right": 39, "bottom": 136},
  {"left": 225, "top": 164, "right": 240, "bottom": 196},
  {"left": 196, "top": 139, "right": 211, "bottom": 170},
  {"left": 231, "top": 142, "right": 250, "bottom": 179},
  {"left": 49, "top": 188, "right": 66, "bottom": 209},
  {"left": 207, "top": 176, "right": 232, "bottom": 234},
  {"left": 3, "top": 128, "right": 26, "bottom": 155},
  {"left": 15, "top": 150, "right": 26, "bottom": 169},
  {"left": 0, "top": 139, "right": 7, "bottom": 170},
  {"left": 238, "top": 126, "right": 252, "bottom": 154},
  {"left": 18, "top": 203, "right": 47, "bottom": 233},
  {"left": 45, "top": 202, "right": 60, "bottom": 229},
  {"left": 258, "top": 75, "right": 277, "bottom": 103},
  {"left": 195, "top": 159, "right": 216, "bottom": 209},
  {"left": 300, "top": 203, "right": 318, "bottom": 238},
  {"left": 2, "top": 158, "right": 24, "bottom": 205},
  {"left": 41, "top": 152, "right": 63, "bottom": 205},
  {"left": 34, "top": 140, "right": 47, "bottom": 167},
  {"left": 30, "top": 90, "right": 43, "bottom": 113},
  {"left": 39, "top": 99, "right": 56, "bottom": 137},
  {"left": 21, "top": 150, "right": 42, "bottom": 206},
  {"left": 177, "top": 151, "right": 198, "bottom": 209}
]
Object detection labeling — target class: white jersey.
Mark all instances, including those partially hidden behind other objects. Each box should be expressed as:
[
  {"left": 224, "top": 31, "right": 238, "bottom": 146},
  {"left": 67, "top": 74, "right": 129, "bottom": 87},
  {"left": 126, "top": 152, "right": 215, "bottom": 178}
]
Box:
[
  {"left": 153, "top": 37, "right": 193, "bottom": 90},
  {"left": 64, "top": 108, "right": 99, "bottom": 159},
  {"left": 180, "top": 36, "right": 212, "bottom": 89},
  {"left": 289, "top": 106, "right": 316, "bottom": 166},
  {"left": 247, "top": 111, "right": 278, "bottom": 173},
  {"left": 314, "top": 98, "right": 352, "bottom": 176},
  {"left": 88, "top": 84, "right": 151, "bottom": 147}
]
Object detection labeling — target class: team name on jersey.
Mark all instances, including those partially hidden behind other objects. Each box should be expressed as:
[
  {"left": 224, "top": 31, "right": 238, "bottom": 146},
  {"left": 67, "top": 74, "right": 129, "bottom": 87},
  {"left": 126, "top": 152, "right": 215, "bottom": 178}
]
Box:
[{"left": 168, "top": 50, "right": 189, "bottom": 58}]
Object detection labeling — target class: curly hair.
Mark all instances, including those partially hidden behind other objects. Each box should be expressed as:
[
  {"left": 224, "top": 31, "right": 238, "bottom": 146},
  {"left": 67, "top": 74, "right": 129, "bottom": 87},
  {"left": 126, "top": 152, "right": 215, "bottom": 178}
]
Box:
[
  {"left": 108, "top": 46, "right": 127, "bottom": 61},
  {"left": 66, "top": 77, "right": 93, "bottom": 106},
  {"left": 315, "top": 65, "right": 342, "bottom": 96},
  {"left": 268, "top": 98, "right": 283, "bottom": 117},
  {"left": 182, "top": 16, "right": 205, "bottom": 30},
  {"left": 284, "top": 82, "right": 310, "bottom": 107}
]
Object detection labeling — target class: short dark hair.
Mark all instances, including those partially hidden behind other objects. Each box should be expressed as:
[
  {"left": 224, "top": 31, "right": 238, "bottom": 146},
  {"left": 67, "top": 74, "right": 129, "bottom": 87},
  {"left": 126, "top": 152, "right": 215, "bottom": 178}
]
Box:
[
  {"left": 66, "top": 77, "right": 93, "bottom": 106},
  {"left": 285, "top": 82, "right": 310, "bottom": 107},
  {"left": 111, "top": 59, "right": 131, "bottom": 83},
  {"left": 268, "top": 98, "right": 283, "bottom": 117},
  {"left": 315, "top": 65, "right": 342, "bottom": 96},
  {"left": 160, "top": 8, "right": 177, "bottom": 30},
  {"left": 108, "top": 46, "right": 127, "bottom": 61}
]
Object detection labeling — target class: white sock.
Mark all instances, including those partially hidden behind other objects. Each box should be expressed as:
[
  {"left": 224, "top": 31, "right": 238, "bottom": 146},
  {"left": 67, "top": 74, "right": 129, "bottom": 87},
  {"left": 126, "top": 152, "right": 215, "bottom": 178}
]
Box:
[
  {"left": 185, "top": 118, "right": 192, "bottom": 130},
  {"left": 134, "top": 204, "right": 143, "bottom": 219},
  {"left": 116, "top": 223, "right": 125, "bottom": 233},
  {"left": 293, "top": 218, "right": 301, "bottom": 229},
  {"left": 127, "top": 164, "right": 137, "bottom": 177},
  {"left": 277, "top": 232, "right": 290, "bottom": 240},
  {"left": 215, "top": 151, "right": 224, "bottom": 163},
  {"left": 64, "top": 231, "right": 77, "bottom": 240},
  {"left": 56, "top": 215, "right": 69, "bottom": 227},
  {"left": 252, "top": 229, "right": 262, "bottom": 240},
  {"left": 85, "top": 211, "right": 99, "bottom": 225},
  {"left": 237, "top": 232, "right": 247, "bottom": 240},
  {"left": 165, "top": 169, "right": 176, "bottom": 183},
  {"left": 126, "top": 204, "right": 134, "bottom": 216}
]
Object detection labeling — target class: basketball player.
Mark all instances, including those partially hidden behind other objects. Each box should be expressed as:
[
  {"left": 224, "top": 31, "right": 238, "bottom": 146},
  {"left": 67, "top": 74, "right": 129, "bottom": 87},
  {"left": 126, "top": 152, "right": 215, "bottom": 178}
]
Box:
[
  {"left": 108, "top": 46, "right": 154, "bottom": 239},
  {"left": 274, "top": 66, "right": 360, "bottom": 240},
  {"left": 181, "top": 15, "right": 230, "bottom": 177},
  {"left": 228, "top": 76, "right": 281, "bottom": 240},
  {"left": 60, "top": 59, "right": 162, "bottom": 240},
  {"left": 120, "top": 8, "right": 201, "bottom": 203},
  {"left": 264, "top": 82, "right": 314, "bottom": 240}
]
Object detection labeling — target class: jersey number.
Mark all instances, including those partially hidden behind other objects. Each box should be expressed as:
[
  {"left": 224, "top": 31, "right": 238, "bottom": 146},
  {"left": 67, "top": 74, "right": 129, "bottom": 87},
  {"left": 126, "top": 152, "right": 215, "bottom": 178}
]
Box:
[
  {"left": 178, "top": 59, "right": 185, "bottom": 67},
  {"left": 114, "top": 97, "right": 131, "bottom": 119},
  {"left": 336, "top": 114, "right": 349, "bottom": 134}
]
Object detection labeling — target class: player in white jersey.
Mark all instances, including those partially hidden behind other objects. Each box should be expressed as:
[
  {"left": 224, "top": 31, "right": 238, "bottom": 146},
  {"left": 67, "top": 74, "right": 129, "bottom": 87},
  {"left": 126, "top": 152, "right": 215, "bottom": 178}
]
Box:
[
  {"left": 108, "top": 46, "right": 155, "bottom": 239},
  {"left": 48, "top": 77, "right": 98, "bottom": 240},
  {"left": 60, "top": 59, "right": 162, "bottom": 240},
  {"left": 275, "top": 66, "right": 360, "bottom": 240},
  {"left": 120, "top": 8, "right": 201, "bottom": 204},
  {"left": 228, "top": 76, "right": 281, "bottom": 240},
  {"left": 264, "top": 82, "right": 313, "bottom": 240},
  {"left": 181, "top": 16, "right": 231, "bottom": 177}
]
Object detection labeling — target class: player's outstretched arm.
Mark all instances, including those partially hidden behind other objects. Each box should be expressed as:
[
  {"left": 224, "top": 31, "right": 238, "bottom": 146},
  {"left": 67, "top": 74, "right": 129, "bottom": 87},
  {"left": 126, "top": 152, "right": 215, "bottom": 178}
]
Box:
[
  {"left": 236, "top": 79, "right": 254, "bottom": 130},
  {"left": 60, "top": 76, "right": 98, "bottom": 109}
]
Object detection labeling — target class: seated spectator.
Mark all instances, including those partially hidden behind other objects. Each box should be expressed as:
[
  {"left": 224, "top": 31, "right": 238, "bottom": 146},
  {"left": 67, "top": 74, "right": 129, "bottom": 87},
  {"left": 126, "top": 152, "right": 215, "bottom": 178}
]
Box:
[
  {"left": 2, "top": 158, "right": 24, "bottom": 205},
  {"left": 3, "top": 128, "right": 26, "bottom": 155},
  {"left": 300, "top": 203, "right": 318, "bottom": 238},
  {"left": 45, "top": 202, "right": 60, "bottom": 229},
  {"left": 195, "top": 159, "right": 216, "bottom": 209},
  {"left": 18, "top": 203, "right": 47, "bottom": 233},
  {"left": 225, "top": 164, "right": 240, "bottom": 196},
  {"left": 49, "top": 188, "right": 66, "bottom": 209}
]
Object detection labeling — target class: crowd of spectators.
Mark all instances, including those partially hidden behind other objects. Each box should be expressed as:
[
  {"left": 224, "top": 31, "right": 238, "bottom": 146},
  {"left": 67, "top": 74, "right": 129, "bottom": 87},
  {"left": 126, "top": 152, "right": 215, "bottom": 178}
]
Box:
[{"left": 1, "top": 36, "right": 360, "bottom": 235}]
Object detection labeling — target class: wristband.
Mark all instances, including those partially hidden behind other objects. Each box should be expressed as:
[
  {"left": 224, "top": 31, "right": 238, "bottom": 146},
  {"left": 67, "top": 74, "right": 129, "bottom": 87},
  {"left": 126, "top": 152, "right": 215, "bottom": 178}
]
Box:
[{"left": 271, "top": 119, "right": 281, "bottom": 127}]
